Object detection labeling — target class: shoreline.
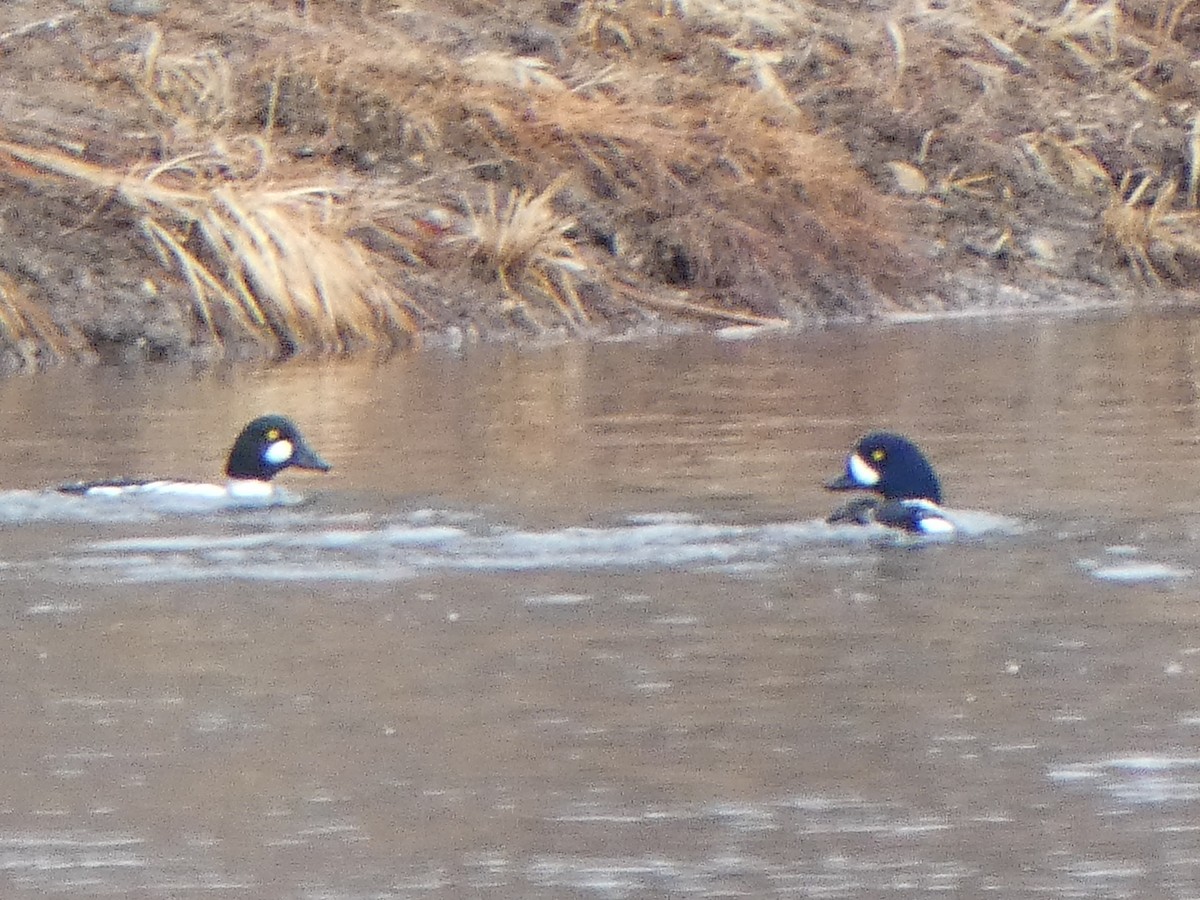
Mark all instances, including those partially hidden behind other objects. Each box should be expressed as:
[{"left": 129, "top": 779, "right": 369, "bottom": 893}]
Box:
[{"left": 1, "top": 1, "right": 1197, "bottom": 374}]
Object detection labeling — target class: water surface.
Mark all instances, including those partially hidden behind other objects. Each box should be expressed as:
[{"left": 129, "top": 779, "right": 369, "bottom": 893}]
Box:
[{"left": 1, "top": 311, "right": 1199, "bottom": 897}]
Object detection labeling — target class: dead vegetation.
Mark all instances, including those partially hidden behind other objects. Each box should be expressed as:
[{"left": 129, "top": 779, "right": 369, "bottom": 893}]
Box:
[
  {"left": 1, "top": 0, "right": 1200, "bottom": 370},
  {"left": 454, "top": 176, "right": 591, "bottom": 329},
  {"left": 0, "top": 138, "right": 420, "bottom": 357},
  {"left": 0, "top": 270, "right": 72, "bottom": 373}
]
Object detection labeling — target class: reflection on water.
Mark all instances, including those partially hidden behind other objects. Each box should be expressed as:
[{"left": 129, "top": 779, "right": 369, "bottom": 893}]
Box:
[{"left": 1, "top": 311, "right": 1200, "bottom": 896}]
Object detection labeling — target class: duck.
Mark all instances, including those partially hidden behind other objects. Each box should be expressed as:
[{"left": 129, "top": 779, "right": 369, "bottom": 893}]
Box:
[
  {"left": 59, "top": 414, "right": 331, "bottom": 504},
  {"left": 824, "top": 432, "right": 954, "bottom": 535}
]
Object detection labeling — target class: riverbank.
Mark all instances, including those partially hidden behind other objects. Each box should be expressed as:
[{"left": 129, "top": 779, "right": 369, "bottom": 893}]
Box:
[{"left": 0, "top": 0, "right": 1197, "bottom": 373}]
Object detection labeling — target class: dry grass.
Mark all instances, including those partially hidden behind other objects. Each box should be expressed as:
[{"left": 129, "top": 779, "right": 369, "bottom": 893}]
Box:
[
  {"left": 132, "top": 25, "right": 235, "bottom": 132},
  {"left": 208, "top": 4, "right": 921, "bottom": 311},
  {"left": 0, "top": 138, "right": 418, "bottom": 357},
  {"left": 813, "top": 0, "right": 1200, "bottom": 286},
  {"left": 1021, "top": 131, "right": 1112, "bottom": 195},
  {"left": 0, "top": 270, "right": 73, "bottom": 373},
  {"left": 454, "top": 176, "right": 590, "bottom": 330},
  {"left": 6, "top": 0, "right": 1200, "bottom": 366},
  {"left": 1102, "top": 174, "right": 1200, "bottom": 284}
]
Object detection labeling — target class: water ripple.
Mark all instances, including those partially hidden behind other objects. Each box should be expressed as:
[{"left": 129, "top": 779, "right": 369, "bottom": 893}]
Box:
[{"left": 32, "top": 508, "right": 1025, "bottom": 584}]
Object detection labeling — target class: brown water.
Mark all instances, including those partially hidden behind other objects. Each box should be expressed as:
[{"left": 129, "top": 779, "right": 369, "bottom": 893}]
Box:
[{"left": 1, "top": 311, "right": 1200, "bottom": 897}]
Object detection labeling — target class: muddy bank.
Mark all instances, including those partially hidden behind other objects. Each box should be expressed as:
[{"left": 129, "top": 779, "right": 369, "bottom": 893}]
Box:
[{"left": 0, "top": 0, "right": 1196, "bottom": 374}]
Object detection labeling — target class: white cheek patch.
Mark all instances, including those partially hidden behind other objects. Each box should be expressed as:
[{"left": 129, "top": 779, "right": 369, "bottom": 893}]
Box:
[
  {"left": 264, "top": 440, "right": 293, "bottom": 466},
  {"left": 848, "top": 453, "right": 881, "bottom": 486}
]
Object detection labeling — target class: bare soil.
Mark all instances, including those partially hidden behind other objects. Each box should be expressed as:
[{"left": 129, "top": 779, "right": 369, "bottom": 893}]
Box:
[{"left": 0, "top": 0, "right": 1198, "bottom": 373}]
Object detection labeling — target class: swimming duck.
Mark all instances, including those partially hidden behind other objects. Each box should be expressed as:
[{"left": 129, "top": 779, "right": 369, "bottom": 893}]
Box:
[
  {"left": 59, "top": 414, "right": 331, "bottom": 504},
  {"left": 824, "top": 432, "right": 954, "bottom": 535}
]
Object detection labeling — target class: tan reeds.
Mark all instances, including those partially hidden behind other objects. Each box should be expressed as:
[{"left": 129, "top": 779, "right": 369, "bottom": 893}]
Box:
[
  {"left": 0, "top": 270, "right": 72, "bottom": 372},
  {"left": 1102, "top": 174, "right": 1200, "bottom": 284},
  {"left": 1155, "top": 0, "right": 1200, "bottom": 42},
  {"left": 133, "top": 26, "right": 234, "bottom": 130},
  {"left": 463, "top": 53, "right": 569, "bottom": 93},
  {"left": 0, "top": 139, "right": 418, "bottom": 357},
  {"left": 1021, "top": 131, "right": 1110, "bottom": 194},
  {"left": 1037, "top": 0, "right": 1121, "bottom": 66},
  {"left": 455, "top": 176, "right": 589, "bottom": 330},
  {"left": 577, "top": 0, "right": 639, "bottom": 51}
]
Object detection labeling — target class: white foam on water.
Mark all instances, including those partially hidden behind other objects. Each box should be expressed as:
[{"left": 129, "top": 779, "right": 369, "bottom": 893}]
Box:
[
  {"left": 0, "top": 490, "right": 156, "bottom": 524},
  {"left": 1077, "top": 549, "right": 1193, "bottom": 584},
  {"left": 31, "top": 506, "right": 1028, "bottom": 585},
  {"left": 941, "top": 507, "right": 1030, "bottom": 538},
  {"left": 524, "top": 593, "right": 591, "bottom": 607},
  {"left": 0, "top": 486, "right": 315, "bottom": 524},
  {"left": 1049, "top": 756, "right": 1200, "bottom": 803},
  {"left": 1088, "top": 563, "right": 1193, "bottom": 583}
]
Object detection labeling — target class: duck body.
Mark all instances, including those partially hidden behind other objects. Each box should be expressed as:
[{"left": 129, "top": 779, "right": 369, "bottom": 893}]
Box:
[
  {"left": 825, "top": 432, "right": 955, "bottom": 536},
  {"left": 62, "top": 477, "right": 279, "bottom": 502},
  {"left": 59, "top": 415, "right": 331, "bottom": 507},
  {"left": 825, "top": 495, "right": 956, "bottom": 535}
]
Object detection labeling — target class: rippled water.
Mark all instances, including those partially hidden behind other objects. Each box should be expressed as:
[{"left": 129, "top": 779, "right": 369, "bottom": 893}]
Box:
[{"left": 2, "top": 310, "right": 1200, "bottom": 897}]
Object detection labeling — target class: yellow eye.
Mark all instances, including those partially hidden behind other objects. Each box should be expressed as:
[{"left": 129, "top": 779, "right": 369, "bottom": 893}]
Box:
[
  {"left": 871, "top": 448, "right": 886, "bottom": 462},
  {"left": 266, "top": 429, "right": 280, "bottom": 441}
]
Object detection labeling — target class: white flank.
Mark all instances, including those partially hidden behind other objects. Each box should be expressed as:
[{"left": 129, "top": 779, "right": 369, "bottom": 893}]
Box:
[
  {"left": 227, "top": 479, "right": 276, "bottom": 499},
  {"left": 89, "top": 481, "right": 226, "bottom": 499},
  {"left": 907, "top": 499, "right": 955, "bottom": 534},
  {"left": 918, "top": 516, "right": 956, "bottom": 535},
  {"left": 153, "top": 482, "right": 226, "bottom": 499},
  {"left": 84, "top": 484, "right": 137, "bottom": 498},
  {"left": 847, "top": 453, "right": 880, "bottom": 486}
]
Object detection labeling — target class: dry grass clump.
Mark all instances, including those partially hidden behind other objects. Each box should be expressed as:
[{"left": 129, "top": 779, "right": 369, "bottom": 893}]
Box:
[
  {"left": 1102, "top": 174, "right": 1200, "bottom": 284},
  {"left": 0, "top": 270, "right": 73, "bottom": 374},
  {"left": 1020, "top": 130, "right": 1113, "bottom": 195},
  {"left": 454, "top": 177, "right": 590, "bottom": 330},
  {"left": 0, "top": 138, "right": 418, "bottom": 357},
  {"left": 131, "top": 26, "right": 235, "bottom": 132}
]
